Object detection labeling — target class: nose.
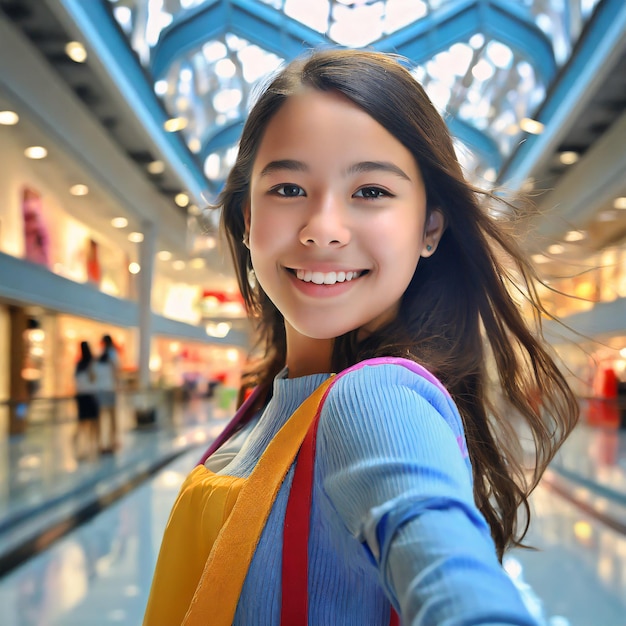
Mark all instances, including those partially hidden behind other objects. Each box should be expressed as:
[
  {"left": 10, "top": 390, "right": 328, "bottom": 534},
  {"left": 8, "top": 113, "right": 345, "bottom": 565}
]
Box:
[{"left": 299, "top": 196, "right": 351, "bottom": 248}]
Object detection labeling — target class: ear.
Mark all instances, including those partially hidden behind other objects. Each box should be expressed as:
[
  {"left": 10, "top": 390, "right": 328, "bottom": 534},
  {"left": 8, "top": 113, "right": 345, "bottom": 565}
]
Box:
[{"left": 421, "top": 209, "right": 445, "bottom": 258}]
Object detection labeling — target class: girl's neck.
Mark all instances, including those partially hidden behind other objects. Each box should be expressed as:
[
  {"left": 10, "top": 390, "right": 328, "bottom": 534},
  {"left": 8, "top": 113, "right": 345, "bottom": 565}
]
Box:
[{"left": 285, "top": 323, "right": 334, "bottom": 378}]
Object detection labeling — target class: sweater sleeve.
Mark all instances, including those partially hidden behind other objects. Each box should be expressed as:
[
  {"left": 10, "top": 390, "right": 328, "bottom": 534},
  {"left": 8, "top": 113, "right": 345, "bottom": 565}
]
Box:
[{"left": 316, "top": 363, "right": 538, "bottom": 626}]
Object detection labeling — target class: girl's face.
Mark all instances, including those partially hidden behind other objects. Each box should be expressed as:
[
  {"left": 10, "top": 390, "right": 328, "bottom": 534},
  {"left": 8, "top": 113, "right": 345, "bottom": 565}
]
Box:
[{"left": 247, "top": 89, "right": 441, "bottom": 341}]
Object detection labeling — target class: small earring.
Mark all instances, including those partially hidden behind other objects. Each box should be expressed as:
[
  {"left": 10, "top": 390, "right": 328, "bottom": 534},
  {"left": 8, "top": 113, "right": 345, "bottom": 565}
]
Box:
[
  {"left": 426, "top": 244, "right": 433, "bottom": 252},
  {"left": 242, "top": 232, "right": 250, "bottom": 249},
  {"left": 247, "top": 267, "right": 256, "bottom": 288}
]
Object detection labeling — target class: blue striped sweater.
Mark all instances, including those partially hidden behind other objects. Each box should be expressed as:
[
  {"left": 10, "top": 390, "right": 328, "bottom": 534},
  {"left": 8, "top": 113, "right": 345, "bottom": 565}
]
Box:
[{"left": 206, "top": 362, "right": 537, "bottom": 625}]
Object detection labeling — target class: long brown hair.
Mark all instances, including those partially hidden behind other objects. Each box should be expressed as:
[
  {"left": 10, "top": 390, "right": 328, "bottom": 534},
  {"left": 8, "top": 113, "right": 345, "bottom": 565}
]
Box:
[{"left": 218, "top": 49, "right": 579, "bottom": 558}]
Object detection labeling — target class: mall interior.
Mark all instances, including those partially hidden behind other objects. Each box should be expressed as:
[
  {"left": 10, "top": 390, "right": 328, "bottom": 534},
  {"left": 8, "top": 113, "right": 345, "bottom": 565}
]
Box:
[{"left": 0, "top": 0, "right": 624, "bottom": 624}]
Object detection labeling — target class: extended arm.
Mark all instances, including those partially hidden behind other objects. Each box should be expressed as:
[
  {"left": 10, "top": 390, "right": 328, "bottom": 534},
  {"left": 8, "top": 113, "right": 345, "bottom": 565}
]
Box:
[{"left": 317, "top": 363, "right": 537, "bottom": 626}]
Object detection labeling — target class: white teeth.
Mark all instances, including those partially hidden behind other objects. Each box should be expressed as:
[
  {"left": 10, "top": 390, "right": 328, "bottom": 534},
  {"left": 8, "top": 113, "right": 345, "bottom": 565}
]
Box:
[{"left": 295, "top": 269, "right": 361, "bottom": 285}]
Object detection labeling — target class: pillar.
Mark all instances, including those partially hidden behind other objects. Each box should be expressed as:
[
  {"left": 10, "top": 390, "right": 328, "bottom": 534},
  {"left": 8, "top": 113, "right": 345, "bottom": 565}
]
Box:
[{"left": 138, "top": 220, "right": 157, "bottom": 390}]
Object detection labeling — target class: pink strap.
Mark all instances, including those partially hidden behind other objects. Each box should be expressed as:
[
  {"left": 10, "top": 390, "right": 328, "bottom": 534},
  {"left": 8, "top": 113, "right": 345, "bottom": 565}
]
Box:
[{"left": 197, "top": 385, "right": 264, "bottom": 465}]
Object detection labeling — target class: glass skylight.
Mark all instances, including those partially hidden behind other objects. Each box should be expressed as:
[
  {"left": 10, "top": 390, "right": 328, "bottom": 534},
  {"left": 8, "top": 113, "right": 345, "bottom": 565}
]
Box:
[{"left": 108, "top": 0, "right": 603, "bottom": 192}]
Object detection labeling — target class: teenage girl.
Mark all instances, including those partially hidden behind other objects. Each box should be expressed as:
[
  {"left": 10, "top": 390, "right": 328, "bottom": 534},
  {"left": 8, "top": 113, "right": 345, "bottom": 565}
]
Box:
[{"left": 144, "top": 49, "right": 578, "bottom": 626}]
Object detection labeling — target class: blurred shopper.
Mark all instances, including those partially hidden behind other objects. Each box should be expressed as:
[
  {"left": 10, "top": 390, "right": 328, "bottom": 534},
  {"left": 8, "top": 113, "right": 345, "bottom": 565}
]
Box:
[
  {"left": 74, "top": 341, "right": 100, "bottom": 460},
  {"left": 95, "top": 334, "right": 120, "bottom": 453}
]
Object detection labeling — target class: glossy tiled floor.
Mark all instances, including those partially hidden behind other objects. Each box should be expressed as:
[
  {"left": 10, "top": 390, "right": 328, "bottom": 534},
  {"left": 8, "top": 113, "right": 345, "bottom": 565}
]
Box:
[
  {"left": 506, "top": 484, "right": 626, "bottom": 626},
  {"left": 0, "top": 395, "right": 233, "bottom": 574},
  {"left": 0, "top": 447, "right": 200, "bottom": 626},
  {"left": 0, "top": 406, "right": 625, "bottom": 625}
]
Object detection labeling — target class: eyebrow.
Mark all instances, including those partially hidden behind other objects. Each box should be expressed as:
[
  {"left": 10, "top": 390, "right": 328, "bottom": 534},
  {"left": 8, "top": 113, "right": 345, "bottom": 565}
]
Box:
[
  {"left": 259, "top": 159, "right": 308, "bottom": 177},
  {"left": 258, "top": 159, "right": 412, "bottom": 181},
  {"left": 346, "top": 161, "right": 412, "bottom": 181}
]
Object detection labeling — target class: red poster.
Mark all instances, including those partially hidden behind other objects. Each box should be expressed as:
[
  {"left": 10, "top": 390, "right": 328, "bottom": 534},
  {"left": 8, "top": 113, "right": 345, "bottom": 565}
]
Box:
[{"left": 86, "top": 238, "right": 101, "bottom": 285}]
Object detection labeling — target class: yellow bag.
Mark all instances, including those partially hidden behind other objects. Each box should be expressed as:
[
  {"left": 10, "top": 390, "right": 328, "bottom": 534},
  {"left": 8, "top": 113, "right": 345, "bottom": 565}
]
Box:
[{"left": 143, "top": 377, "right": 335, "bottom": 626}]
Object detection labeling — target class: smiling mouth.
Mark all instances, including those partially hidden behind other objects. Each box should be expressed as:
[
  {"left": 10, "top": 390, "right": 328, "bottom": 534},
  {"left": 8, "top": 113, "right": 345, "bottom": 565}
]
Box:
[{"left": 290, "top": 269, "right": 367, "bottom": 285}]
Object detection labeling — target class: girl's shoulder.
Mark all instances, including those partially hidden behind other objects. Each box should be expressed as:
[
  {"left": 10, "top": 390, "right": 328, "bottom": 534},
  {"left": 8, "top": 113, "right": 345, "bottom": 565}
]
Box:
[
  {"left": 322, "top": 357, "right": 468, "bottom": 459},
  {"left": 328, "top": 357, "right": 453, "bottom": 412}
]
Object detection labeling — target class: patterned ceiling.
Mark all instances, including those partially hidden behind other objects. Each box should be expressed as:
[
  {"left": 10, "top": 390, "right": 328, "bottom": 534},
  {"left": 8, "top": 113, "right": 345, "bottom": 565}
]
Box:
[{"left": 104, "top": 0, "right": 602, "bottom": 196}]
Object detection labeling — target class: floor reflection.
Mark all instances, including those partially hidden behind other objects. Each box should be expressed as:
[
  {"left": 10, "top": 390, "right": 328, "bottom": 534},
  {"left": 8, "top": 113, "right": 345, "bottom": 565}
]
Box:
[
  {"left": 1, "top": 427, "right": 625, "bottom": 625},
  {"left": 0, "top": 449, "right": 197, "bottom": 626}
]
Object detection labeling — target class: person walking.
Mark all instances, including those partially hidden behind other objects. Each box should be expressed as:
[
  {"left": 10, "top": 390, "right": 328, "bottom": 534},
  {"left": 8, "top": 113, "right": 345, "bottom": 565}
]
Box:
[
  {"left": 95, "top": 334, "right": 120, "bottom": 453},
  {"left": 74, "top": 341, "right": 100, "bottom": 460}
]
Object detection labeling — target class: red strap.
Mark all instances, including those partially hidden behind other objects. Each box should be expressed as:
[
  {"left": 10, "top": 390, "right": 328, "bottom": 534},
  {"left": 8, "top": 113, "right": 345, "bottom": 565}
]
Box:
[
  {"left": 280, "top": 401, "right": 318, "bottom": 623},
  {"left": 281, "top": 404, "right": 400, "bottom": 625},
  {"left": 390, "top": 608, "right": 400, "bottom": 626}
]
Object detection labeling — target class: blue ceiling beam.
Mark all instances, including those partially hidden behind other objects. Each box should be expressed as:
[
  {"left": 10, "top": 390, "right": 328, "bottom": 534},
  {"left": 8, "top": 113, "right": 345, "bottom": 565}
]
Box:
[
  {"left": 76, "top": 0, "right": 561, "bottom": 194},
  {"left": 447, "top": 117, "right": 501, "bottom": 170},
  {"left": 154, "top": 0, "right": 555, "bottom": 83},
  {"left": 227, "top": 0, "right": 330, "bottom": 59},
  {"left": 59, "top": 0, "right": 209, "bottom": 203},
  {"left": 152, "top": 0, "right": 553, "bottom": 178},
  {"left": 151, "top": 0, "right": 328, "bottom": 79},
  {"left": 376, "top": 0, "right": 556, "bottom": 85},
  {"left": 188, "top": 1, "right": 504, "bottom": 174},
  {"left": 149, "top": 0, "right": 226, "bottom": 79},
  {"left": 499, "top": 0, "right": 626, "bottom": 188},
  {"left": 200, "top": 120, "right": 245, "bottom": 162}
]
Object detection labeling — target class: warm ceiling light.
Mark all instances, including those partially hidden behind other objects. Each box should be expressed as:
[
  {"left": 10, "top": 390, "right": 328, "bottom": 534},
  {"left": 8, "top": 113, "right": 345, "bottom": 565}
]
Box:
[
  {"left": 128, "top": 232, "right": 144, "bottom": 243},
  {"left": 559, "top": 151, "right": 579, "bottom": 165},
  {"left": 69, "top": 184, "right": 89, "bottom": 196},
  {"left": 24, "top": 146, "right": 47, "bottom": 159},
  {"left": 157, "top": 250, "right": 172, "bottom": 261},
  {"left": 190, "top": 258, "right": 205, "bottom": 269},
  {"left": 547, "top": 244, "right": 564, "bottom": 255},
  {"left": 0, "top": 110, "right": 19, "bottom": 125},
  {"left": 65, "top": 41, "right": 87, "bottom": 63},
  {"left": 188, "top": 137, "right": 201, "bottom": 153},
  {"left": 147, "top": 160, "right": 165, "bottom": 174},
  {"left": 564, "top": 230, "right": 585, "bottom": 242},
  {"left": 519, "top": 118, "right": 544, "bottom": 134},
  {"left": 111, "top": 217, "right": 128, "bottom": 228},
  {"left": 614, "top": 197, "right": 626, "bottom": 210},
  {"left": 172, "top": 260, "right": 185, "bottom": 270},
  {"left": 128, "top": 262, "right": 141, "bottom": 274},
  {"left": 163, "top": 117, "right": 188, "bottom": 132},
  {"left": 573, "top": 520, "right": 593, "bottom": 542},
  {"left": 531, "top": 254, "right": 549, "bottom": 264},
  {"left": 175, "top": 192, "right": 190, "bottom": 207}
]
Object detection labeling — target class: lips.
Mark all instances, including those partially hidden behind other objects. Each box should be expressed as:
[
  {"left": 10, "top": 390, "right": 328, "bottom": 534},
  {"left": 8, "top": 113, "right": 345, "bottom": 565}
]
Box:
[{"left": 293, "top": 269, "right": 365, "bottom": 285}]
